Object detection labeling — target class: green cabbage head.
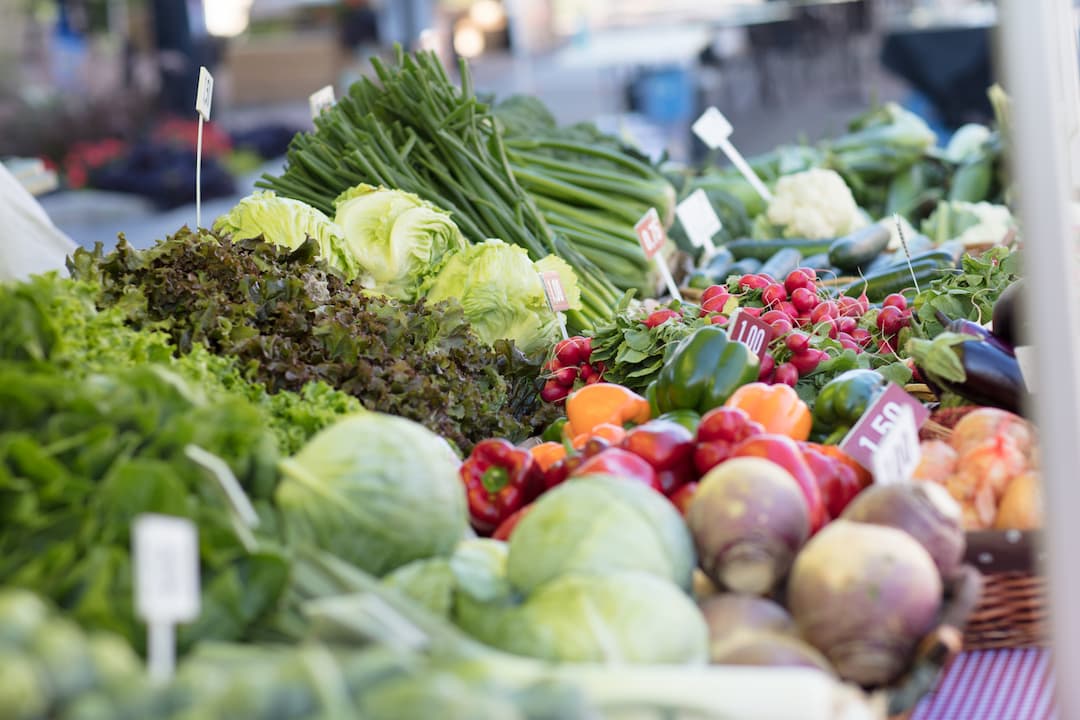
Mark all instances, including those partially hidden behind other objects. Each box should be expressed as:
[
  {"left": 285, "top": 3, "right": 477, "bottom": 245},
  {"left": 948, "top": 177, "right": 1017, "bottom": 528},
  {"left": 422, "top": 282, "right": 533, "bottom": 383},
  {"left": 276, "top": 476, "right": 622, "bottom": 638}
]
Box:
[
  {"left": 275, "top": 413, "right": 467, "bottom": 576},
  {"left": 334, "top": 184, "right": 467, "bottom": 301},
  {"left": 507, "top": 475, "right": 695, "bottom": 594},
  {"left": 422, "top": 239, "right": 581, "bottom": 354},
  {"left": 214, "top": 190, "right": 360, "bottom": 279},
  {"left": 458, "top": 570, "right": 708, "bottom": 665}
]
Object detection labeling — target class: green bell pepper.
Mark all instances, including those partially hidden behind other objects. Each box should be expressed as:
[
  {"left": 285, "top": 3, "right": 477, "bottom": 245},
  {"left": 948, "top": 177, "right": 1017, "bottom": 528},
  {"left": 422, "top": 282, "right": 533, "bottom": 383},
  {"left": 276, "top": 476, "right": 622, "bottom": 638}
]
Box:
[
  {"left": 812, "top": 369, "right": 888, "bottom": 443},
  {"left": 649, "top": 326, "right": 759, "bottom": 416},
  {"left": 656, "top": 410, "right": 701, "bottom": 435},
  {"left": 541, "top": 418, "right": 568, "bottom": 443}
]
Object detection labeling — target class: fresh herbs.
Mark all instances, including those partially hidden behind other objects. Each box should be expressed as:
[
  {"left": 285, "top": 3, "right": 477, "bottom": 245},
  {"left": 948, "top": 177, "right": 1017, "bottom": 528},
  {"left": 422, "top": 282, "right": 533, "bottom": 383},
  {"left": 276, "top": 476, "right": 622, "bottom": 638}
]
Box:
[
  {"left": 912, "top": 246, "right": 1021, "bottom": 339},
  {"left": 69, "top": 229, "right": 550, "bottom": 453}
]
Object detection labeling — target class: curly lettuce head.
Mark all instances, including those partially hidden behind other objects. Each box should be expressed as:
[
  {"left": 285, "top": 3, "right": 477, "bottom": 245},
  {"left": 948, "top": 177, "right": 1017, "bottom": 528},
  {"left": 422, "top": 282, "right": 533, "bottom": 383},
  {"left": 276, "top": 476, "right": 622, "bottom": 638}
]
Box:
[
  {"left": 214, "top": 190, "right": 359, "bottom": 279},
  {"left": 422, "top": 239, "right": 580, "bottom": 355},
  {"left": 334, "top": 184, "right": 467, "bottom": 301}
]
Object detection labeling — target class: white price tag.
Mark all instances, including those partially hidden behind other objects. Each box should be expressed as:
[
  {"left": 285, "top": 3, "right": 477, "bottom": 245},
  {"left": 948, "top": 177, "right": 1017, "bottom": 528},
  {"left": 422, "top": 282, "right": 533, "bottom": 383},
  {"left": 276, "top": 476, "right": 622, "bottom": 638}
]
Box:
[
  {"left": 540, "top": 270, "right": 569, "bottom": 339},
  {"left": 1014, "top": 345, "right": 1036, "bottom": 393},
  {"left": 871, "top": 405, "right": 921, "bottom": 486},
  {"left": 691, "top": 107, "right": 734, "bottom": 149},
  {"left": 635, "top": 208, "right": 682, "bottom": 301},
  {"left": 133, "top": 515, "right": 200, "bottom": 623},
  {"left": 195, "top": 66, "right": 214, "bottom": 121},
  {"left": 309, "top": 85, "right": 336, "bottom": 119},
  {"left": 676, "top": 189, "right": 722, "bottom": 250}
]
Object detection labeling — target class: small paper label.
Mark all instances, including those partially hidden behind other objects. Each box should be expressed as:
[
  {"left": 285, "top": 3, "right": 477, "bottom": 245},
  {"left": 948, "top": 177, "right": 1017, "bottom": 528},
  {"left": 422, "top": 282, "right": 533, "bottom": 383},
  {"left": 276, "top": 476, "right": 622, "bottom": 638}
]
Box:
[
  {"left": 195, "top": 67, "right": 214, "bottom": 121},
  {"left": 840, "top": 383, "right": 930, "bottom": 472},
  {"left": 676, "top": 189, "right": 722, "bottom": 249},
  {"left": 871, "top": 404, "right": 921, "bottom": 485},
  {"left": 1014, "top": 345, "right": 1036, "bottom": 393},
  {"left": 634, "top": 208, "right": 667, "bottom": 260},
  {"left": 727, "top": 310, "right": 775, "bottom": 361},
  {"left": 692, "top": 107, "right": 734, "bottom": 149},
  {"left": 540, "top": 270, "right": 570, "bottom": 312},
  {"left": 309, "top": 85, "right": 336, "bottom": 119},
  {"left": 133, "top": 515, "right": 200, "bottom": 624}
]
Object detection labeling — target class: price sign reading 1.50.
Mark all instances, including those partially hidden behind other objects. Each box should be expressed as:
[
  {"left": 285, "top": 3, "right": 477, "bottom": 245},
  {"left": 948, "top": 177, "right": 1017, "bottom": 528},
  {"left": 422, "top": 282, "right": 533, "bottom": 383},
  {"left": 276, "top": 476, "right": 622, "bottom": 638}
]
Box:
[
  {"left": 727, "top": 310, "right": 775, "bottom": 362},
  {"left": 839, "top": 382, "right": 930, "bottom": 473}
]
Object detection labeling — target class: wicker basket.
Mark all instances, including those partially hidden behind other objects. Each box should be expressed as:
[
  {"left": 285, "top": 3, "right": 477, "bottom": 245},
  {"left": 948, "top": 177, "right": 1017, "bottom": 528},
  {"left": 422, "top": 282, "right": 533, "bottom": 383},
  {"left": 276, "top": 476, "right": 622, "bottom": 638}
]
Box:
[{"left": 963, "top": 530, "right": 1047, "bottom": 650}]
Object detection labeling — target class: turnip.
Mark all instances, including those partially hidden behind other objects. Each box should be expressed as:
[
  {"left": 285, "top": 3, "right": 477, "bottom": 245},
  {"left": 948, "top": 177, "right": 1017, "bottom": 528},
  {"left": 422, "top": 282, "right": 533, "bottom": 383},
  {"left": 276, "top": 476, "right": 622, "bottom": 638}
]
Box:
[
  {"left": 787, "top": 520, "right": 942, "bottom": 687},
  {"left": 840, "top": 482, "right": 965, "bottom": 582},
  {"left": 711, "top": 632, "right": 836, "bottom": 675},
  {"left": 699, "top": 593, "right": 795, "bottom": 648},
  {"left": 686, "top": 458, "right": 810, "bottom": 596}
]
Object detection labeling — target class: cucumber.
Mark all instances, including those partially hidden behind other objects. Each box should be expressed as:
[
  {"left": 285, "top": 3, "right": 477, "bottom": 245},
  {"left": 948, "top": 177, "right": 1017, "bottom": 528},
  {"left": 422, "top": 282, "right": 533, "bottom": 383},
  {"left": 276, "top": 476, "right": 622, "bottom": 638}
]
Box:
[
  {"left": 705, "top": 247, "right": 736, "bottom": 276},
  {"left": 840, "top": 256, "right": 959, "bottom": 301},
  {"left": 861, "top": 251, "right": 895, "bottom": 275},
  {"left": 758, "top": 248, "right": 803, "bottom": 280},
  {"left": 726, "top": 237, "right": 836, "bottom": 261},
  {"left": 727, "top": 258, "right": 763, "bottom": 278},
  {"left": 899, "top": 233, "right": 935, "bottom": 257},
  {"left": 827, "top": 225, "right": 891, "bottom": 272},
  {"left": 687, "top": 270, "right": 714, "bottom": 290},
  {"left": 887, "top": 247, "right": 962, "bottom": 270},
  {"left": 800, "top": 253, "right": 833, "bottom": 273}
]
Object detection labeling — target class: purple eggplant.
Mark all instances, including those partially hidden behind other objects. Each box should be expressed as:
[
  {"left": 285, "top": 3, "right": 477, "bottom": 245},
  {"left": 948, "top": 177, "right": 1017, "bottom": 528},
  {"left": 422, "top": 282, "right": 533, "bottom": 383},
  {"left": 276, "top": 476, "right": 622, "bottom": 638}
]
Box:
[
  {"left": 934, "top": 310, "right": 1014, "bottom": 356},
  {"left": 908, "top": 333, "right": 1027, "bottom": 414}
]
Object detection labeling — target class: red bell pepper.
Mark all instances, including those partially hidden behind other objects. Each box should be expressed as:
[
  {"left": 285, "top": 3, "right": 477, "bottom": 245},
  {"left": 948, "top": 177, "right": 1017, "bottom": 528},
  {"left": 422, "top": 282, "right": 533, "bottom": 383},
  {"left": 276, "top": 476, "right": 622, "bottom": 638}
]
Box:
[
  {"left": 492, "top": 504, "right": 533, "bottom": 541},
  {"left": 693, "top": 407, "right": 765, "bottom": 476},
  {"left": 461, "top": 439, "right": 545, "bottom": 535},
  {"left": 729, "top": 434, "right": 827, "bottom": 532},
  {"left": 799, "top": 443, "right": 864, "bottom": 519},
  {"left": 622, "top": 419, "right": 696, "bottom": 495},
  {"left": 571, "top": 448, "right": 663, "bottom": 492},
  {"left": 669, "top": 482, "right": 698, "bottom": 515}
]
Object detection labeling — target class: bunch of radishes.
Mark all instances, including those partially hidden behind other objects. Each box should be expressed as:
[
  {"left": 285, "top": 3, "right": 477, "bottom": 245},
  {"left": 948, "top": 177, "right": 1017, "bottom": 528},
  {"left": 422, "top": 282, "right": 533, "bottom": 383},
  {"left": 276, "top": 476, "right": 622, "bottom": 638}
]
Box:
[
  {"left": 540, "top": 336, "right": 605, "bottom": 404},
  {"left": 697, "top": 269, "right": 913, "bottom": 387}
]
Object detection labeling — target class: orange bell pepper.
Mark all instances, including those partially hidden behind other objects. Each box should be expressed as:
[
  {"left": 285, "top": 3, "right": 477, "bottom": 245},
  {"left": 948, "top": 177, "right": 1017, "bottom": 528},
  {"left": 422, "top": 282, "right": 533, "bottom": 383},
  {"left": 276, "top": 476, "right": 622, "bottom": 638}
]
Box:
[
  {"left": 571, "top": 422, "right": 627, "bottom": 451},
  {"left": 807, "top": 442, "right": 873, "bottom": 490},
  {"left": 529, "top": 441, "right": 567, "bottom": 472},
  {"left": 565, "top": 383, "right": 651, "bottom": 439},
  {"left": 724, "top": 382, "right": 812, "bottom": 442}
]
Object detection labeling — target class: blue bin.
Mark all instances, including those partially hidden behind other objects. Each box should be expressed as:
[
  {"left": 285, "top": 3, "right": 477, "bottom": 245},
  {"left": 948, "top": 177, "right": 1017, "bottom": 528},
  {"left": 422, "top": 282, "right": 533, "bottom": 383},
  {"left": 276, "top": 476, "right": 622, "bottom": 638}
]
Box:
[{"left": 634, "top": 67, "right": 696, "bottom": 124}]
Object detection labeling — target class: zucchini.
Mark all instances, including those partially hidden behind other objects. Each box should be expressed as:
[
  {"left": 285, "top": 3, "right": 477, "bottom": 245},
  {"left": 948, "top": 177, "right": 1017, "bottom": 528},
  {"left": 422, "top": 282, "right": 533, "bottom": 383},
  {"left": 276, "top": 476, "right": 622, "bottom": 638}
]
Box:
[
  {"left": 726, "top": 237, "right": 835, "bottom": 261},
  {"left": 727, "top": 258, "right": 763, "bottom": 278},
  {"left": 758, "top": 248, "right": 803, "bottom": 280},
  {"left": 840, "top": 256, "right": 959, "bottom": 301},
  {"left": 827, "top": 225, "right": 891, "bottom": 272}
]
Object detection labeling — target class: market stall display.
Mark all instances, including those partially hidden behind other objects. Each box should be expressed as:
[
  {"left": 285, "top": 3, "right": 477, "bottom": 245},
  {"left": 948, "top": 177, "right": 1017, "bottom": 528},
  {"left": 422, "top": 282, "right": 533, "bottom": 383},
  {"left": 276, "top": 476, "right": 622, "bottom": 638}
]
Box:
[{"left": 0, "top": 45, "right": 1054, "bottom": 719}]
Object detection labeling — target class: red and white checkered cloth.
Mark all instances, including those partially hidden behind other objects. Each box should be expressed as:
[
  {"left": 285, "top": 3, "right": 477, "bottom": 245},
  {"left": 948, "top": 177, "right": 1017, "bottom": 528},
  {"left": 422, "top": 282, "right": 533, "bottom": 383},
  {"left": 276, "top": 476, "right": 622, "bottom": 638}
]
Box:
[{"left": 911, "top": 650, "right": 1056, "bottom": 720}]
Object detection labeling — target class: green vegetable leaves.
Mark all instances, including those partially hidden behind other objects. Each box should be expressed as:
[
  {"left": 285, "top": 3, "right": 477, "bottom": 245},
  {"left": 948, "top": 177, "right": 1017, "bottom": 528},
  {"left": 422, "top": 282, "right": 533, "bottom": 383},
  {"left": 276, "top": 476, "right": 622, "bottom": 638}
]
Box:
[{"left": 913, "top": 246, "right": 1020, "bottom": 338}]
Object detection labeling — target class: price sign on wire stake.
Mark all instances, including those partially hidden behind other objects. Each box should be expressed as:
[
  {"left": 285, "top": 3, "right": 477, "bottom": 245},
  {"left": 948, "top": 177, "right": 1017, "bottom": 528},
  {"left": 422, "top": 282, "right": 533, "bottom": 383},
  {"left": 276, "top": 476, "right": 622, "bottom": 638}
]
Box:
[
  {"left": 309, "top": 85, "right": 336, "bottom": 120},
  {"left": 194, "top": 66, "right": 214, "bottom": 230},
  {"left": 727, "top": 309, "right": 775, "bottom": 362},
  {"left": 840, "top": 383, "right": 930, "bottom": 474},
  {"left": 871, "top": 404, "right": 921, "bottom": 486},
  {"left": 635, "top": 208, "right": 682, "bottom": 301},
  {"left": 540, "top": 270, "right": 570, "bottom": 340},
  {"left": 133, "top": 514, "right": 200, "bottom": 683},
  {"left": 692, "top": 107, "right": 773, "bottom": 203},
  {"left": 676, "top": 188, "right": 722, "bottom": 253}
]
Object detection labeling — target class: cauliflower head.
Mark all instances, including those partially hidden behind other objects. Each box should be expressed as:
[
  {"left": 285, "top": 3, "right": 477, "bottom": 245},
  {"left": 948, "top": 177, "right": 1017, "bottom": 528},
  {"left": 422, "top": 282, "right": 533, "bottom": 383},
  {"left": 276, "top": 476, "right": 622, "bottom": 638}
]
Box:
[{"left": 765, "top": 168, "right": 866, "bottom": 240}]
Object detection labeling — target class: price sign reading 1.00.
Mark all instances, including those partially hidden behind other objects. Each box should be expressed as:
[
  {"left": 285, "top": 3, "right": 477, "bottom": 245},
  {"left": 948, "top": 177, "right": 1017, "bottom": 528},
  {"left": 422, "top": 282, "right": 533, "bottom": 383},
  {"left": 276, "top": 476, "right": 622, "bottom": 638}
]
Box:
[{"left": 727, "top": 310, "right": 775, "bottom": 362}]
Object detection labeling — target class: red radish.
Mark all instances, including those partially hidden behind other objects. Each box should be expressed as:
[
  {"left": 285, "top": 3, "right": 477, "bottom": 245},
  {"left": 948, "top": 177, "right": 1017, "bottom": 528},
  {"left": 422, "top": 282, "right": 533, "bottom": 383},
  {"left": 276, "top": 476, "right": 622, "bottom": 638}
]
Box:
[
  {"left": 791, "top": 287, "right": 819, "bottom": 314},
  {"left": 855, "top": 292, "right": 870, "bottom": 314},
  {"left": 740, "top": 307, "right": 763, "bottom": 318},
  {"left": 878, "top": 339, "right": 897, "bottom": 355},
  {"left": 554, "top": 336, "right": 591, "bottom": 367},
  {"left": 762, "top": 283, "right": 787, "bottom": 308},
  {"left": 801, "top": 267, "right": 818, "bottom": 280},
  {"left": 702, "top": 285, "right": 729, "bottom": 303},
  {"left": 770, "top": 317, "right": 794, "bottom": 335},
  {"left": 541, "top": 378, "right": 569, "bottom": 403},
  {"left": 554, "top": 366, "right": 577, "bottom": 386},
  {"left": 835, "top": 316, "right": 858, "bottom": 335},
  {"left": 780, "top": 301, "right": 799, "bottom": 318},
  {"left": 836, "top": 296, "right": 863, "bottom": 318},
  {"left": 774, "top": 362, "right": 799, "bottom": 386},
  {"left": 883, "top": 294, "right": 908, "bottom": 311},
  {"left": 785, "top": 332, "right": 811, "bottom": 355},
  {"left": 824, "top": 320, "right": 840, "bottom": 339},
  {"left": 837, "top": 335, "right": 860, "bottom": 351},
  {"left": 784, "top": 269, "right": 815, "bottom": 295},
  {"left": 645, "top": 308, "right": 681, "bottom": 328},
  {"left": 810, "top": 301, "right": 839, "bottom": 324},
  {"left": 579, "top": 364, "right": 597, "bottom": 382},
  {"left": 592, "top": 360, "right": 606, "bottom": 375},
  {"left": 710, "top": 314, "right": 729, "bottom": 326},
  {"left": 761, "top": 309, "right": 788, "bottom": 324},
  {"left": 790, "top": 349, "right": 828, "bottom": 376},
  {"left": 759, "top": 352, "right": 777, "bottom": 381},
  {"left": 739, "top": 274, "right": 771, "bottom": 290},
  {"left": 702, "top": 294, "right": 729, "bottom": 314},
  {"left": 851, "top": 327, "right": 873, "bottom": 347},
  {"left": 877, "top": 306, "right": 906, "bottom": 336}
]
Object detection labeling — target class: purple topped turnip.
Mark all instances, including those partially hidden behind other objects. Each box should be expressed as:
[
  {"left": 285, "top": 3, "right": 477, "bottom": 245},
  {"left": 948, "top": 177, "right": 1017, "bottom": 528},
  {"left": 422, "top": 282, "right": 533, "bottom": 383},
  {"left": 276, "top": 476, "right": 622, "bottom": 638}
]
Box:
[
  {"left": 840, "top": 482, "right": 965, "bottom": 582},
  {"left": 699, "top": 594, "right": 795, "bottom": 648},
  {"left": 787, "top": 520, "right": 942, "bottom": 687},
  {"left": 710, "top": 632, "right": 836, "bottom": 675}
]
